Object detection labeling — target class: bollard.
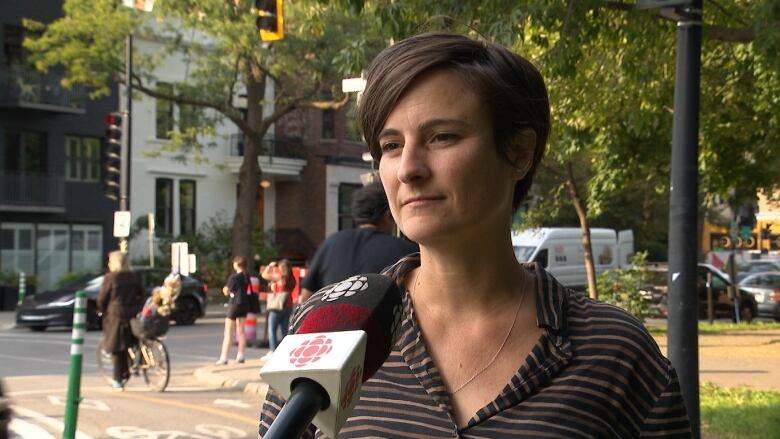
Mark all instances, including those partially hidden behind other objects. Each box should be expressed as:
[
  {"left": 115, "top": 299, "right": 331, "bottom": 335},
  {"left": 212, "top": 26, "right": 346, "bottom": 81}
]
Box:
[
  {"left": 245, "top": 312, "right": 258, "bottom": 346},
  {"left": 17, "top": 272, "right": 26, "bottom": 307},
  {"left": 63, "top": 290, "right": 87, "bottom": 439}
]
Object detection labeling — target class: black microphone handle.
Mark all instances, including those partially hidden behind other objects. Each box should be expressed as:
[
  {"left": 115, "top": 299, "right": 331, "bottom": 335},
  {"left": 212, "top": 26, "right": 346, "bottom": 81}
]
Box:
[{"left": 265, "top": 379, "right": 331, "bottom": 439}]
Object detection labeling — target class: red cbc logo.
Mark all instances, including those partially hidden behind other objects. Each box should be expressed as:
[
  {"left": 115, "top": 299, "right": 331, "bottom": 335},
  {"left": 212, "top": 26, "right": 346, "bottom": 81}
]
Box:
[
  {"left": 289, "top": 335, "right": 333, "bottom": 368},
  {"left": 340, "top": 364, "right": 363, "bottom": 410}
]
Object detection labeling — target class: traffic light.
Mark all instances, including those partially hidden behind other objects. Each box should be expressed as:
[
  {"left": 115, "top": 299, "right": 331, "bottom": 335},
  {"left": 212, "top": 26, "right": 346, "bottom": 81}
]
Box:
[
  {"left": 737, "top": 204, "right": 756, "bottom": 239},
  {"left": 256, "top": 0, "right": 283, "bottom": 42},
  {"left": 103, "top": 112, "right": 125, "bottom": 201}
]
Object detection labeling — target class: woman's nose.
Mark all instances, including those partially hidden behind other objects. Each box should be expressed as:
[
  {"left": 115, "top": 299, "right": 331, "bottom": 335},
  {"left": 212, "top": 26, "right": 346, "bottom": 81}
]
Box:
[{"left": 396, "top": 142, "right": 430, "bottom": 184}]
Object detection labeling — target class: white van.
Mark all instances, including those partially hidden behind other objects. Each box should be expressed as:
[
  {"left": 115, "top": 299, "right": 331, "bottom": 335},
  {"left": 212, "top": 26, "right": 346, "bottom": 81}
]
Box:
[{"left": 512, "top": 228, "right": 634, "bottom": 289}]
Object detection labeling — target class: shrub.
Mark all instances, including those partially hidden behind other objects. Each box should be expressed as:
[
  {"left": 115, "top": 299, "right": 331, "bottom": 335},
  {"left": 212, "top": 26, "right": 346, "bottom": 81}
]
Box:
[{"left": 597, "top": 251, "right": 654, "bottom": 322}]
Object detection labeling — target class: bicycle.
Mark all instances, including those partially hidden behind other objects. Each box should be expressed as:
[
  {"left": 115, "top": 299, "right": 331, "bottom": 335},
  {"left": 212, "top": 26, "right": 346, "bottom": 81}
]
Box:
[{"left": 96, "top": 336, "right": 170, "bottom": 392}]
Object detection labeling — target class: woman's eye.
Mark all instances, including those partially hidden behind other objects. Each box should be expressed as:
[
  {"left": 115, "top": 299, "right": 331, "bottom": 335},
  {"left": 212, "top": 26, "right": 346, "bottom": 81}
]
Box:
[
  {"left": 380, "top": 142, "right": 401, "bottom": 153},
  {"left": 431, "top": 133, "right": 459, "bottom": 143}
]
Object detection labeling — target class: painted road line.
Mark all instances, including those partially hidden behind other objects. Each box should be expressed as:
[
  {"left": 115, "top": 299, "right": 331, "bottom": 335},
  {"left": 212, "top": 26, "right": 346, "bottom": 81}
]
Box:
[
  {"left": 12, "top": 405, "right": 95, "bottom": 439},
  {"left": 101, "top": 390, "right": 258, "bottom": 425},
  {"left": 8, "top": 417, "right": 57, "bottom": 438},
  {"left": 0, "top": 352, "right": 98, "bottom": 368}
]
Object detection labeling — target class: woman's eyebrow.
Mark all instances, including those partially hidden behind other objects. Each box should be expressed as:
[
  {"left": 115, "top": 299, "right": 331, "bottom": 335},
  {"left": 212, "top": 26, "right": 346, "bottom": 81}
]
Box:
[{"left": 378, "top": 118, "right": 469, "bottom": 139}]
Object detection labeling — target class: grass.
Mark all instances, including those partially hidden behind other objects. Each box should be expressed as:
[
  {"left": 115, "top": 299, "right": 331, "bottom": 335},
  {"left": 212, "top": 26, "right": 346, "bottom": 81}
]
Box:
[
  {"left": 647, "top": 321, "right": 780, "bottom": 335},
  {"left": 701, "top": 382, "right": 780, "bottom": 439}
]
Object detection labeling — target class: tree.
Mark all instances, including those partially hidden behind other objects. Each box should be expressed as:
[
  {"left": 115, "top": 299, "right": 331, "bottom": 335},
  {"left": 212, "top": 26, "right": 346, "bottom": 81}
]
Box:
[
  {"left": 23, "top": 0, "right": 384, "bottom": 261},
  {"left": 335, "top": 0, "right": 780, "bottom": 298}
]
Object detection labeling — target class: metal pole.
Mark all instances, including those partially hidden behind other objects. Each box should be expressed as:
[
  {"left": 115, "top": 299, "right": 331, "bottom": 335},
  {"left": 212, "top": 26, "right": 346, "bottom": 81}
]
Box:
[
  {"left": 120, "top": 34, "right": 133, "bottom": 254},
  {"left": 62, "top": 290, "right": 87, "bottom": 439},
  {"left": 17, "top": 272, "right": 26, "bottom": 306},
  {"left": 666, "top": 1, "right": 702, "bottom": 438},
  {"left": 148, "top": 212, "right": 155, "bottom": 268},
  {"left": 729, "top": 219, "right": 740, "bottom": 323}
]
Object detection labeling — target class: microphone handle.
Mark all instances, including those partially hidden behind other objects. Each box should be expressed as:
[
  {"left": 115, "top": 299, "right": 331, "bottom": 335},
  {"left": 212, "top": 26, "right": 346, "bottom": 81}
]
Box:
[{"left": 265, "top": 379, "right": 330, "bottom": 439}]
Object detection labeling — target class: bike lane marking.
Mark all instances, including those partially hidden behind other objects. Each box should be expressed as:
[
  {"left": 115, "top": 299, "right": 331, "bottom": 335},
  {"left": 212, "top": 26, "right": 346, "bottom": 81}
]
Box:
[
  {"left": 8, "top": 417, "right": 57, "bottom": 438},
  {"left": 12, "top": 405, "right": 95, "bottom": 439},
  {"left": 98, "top": 389, "right": 258, "bottom": 425}
]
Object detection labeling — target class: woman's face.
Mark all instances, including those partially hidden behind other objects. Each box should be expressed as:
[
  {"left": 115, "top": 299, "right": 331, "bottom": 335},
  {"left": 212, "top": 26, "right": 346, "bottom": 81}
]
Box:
[{"left": 377, "top": 69, "right": 518, "bottom": 246}]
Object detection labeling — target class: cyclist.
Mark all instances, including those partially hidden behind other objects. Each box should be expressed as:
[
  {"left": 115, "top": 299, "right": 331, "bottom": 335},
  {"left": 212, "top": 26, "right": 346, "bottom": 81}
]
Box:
[{"left": 97, "top": 250, "right": 145, "bottom": 390}]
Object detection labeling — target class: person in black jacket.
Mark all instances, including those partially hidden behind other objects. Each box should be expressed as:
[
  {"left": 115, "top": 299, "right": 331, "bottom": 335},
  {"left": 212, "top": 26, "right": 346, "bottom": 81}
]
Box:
[
  {"left": 97, "top": 251, "right": 144, "bottom": 390},
  {"left": 216, "top": 256, "right": 249, "bottom": 365},
  {"left": 299, "top": 182, "right": 418, "bottom": 303}
]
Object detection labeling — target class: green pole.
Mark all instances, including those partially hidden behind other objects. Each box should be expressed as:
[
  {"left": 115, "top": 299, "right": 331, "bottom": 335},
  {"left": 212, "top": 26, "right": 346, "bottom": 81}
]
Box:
[
  {"left": 63, "top": 290, "right": 86, "bottom": 439},
  {"left": 17, "top": 272, "right": 26, "bottom": 306}
]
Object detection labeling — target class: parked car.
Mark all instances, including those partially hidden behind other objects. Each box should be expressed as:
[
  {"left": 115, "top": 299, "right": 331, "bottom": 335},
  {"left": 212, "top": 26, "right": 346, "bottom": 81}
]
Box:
[
  {"left": 652, "top": 263, "right": 757, "bottom": 322},
  {"left": 15, "top": 267, "right": 208, "bottom": 331},
  {"left": 736, "top": 259, "right": 780, "bottom": 283},
  {"left": 739, "top": 271, "right": 780, "bottom": 321}
]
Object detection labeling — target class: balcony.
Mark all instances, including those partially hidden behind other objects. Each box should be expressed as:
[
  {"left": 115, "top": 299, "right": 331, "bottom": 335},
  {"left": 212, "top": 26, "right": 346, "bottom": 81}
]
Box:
[
  {"left": 226, "top": 134, "right": 307, "bottom": 179},
  {"left": 0, "top": 65, "right": 86, "bottom": 114},
  {"left": 0, "top": 172, "right": 66, "bottom": 213}
]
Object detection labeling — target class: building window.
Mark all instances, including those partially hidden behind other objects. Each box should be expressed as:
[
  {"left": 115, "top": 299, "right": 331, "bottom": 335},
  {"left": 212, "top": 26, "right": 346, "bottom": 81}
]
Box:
[
  {"left": 65, "top": 136, "right": 100, "bottom": 182},
  {"left": 0, "top": 223, "right": 34, "bottom": 275},
  {"left": 179, "top": 180, "right": 196, "bottom": 235},
  {"left": 155, "top": 82, "right": 174, "bottom": 139},
  {"left": 345, "top": 101, "right": 361, "bottom": 142},
  {"left": 4, "top": 131, "right": 46, "bottom": 175},
  {"left": 322, "top": 109, "right": 335, "bottom": 139},
  {"left": 71, "top": 225, "right": 102, "bottom": 272},
  {"left": 3, "top": 25, "right": 24, "bottom": 65},
  {"left": 155, "top": 178, "right": 174, "bottom": 235},
  {"left": 36, "top": 224, "right": 70, "bottom": 290},
  {"left": 338, "top": 183, "right": 361, "bottom": 231}
]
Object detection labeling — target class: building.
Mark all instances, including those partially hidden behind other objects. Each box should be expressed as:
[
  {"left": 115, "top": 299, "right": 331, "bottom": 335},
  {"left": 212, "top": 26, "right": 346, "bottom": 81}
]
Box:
[{"left": 0, "top": 0, "right": 118, "bottom": 291}]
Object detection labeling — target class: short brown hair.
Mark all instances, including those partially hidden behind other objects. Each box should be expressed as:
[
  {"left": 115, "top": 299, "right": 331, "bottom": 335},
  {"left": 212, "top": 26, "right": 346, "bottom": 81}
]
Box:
[
  {"left": 358, "top": 32, "right": 550, "bottom": 210},
  {"left": 232, "top": 256, "right": 247, "bottom": 270}
]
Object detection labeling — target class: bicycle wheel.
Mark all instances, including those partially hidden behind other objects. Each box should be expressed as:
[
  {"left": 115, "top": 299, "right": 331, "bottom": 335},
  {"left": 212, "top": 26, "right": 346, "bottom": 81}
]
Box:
[
  {"left": 96, "top": 339, "right": 130, "bottom": 386},
  {"left": 140, "top": 338, "right": 170, "bottom": 392}
]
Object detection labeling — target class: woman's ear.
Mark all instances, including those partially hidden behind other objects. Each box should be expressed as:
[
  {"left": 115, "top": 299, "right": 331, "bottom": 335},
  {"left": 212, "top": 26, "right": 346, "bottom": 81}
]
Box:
[{"left": 508, "top": 128, "right": 536, "bottom": 181}]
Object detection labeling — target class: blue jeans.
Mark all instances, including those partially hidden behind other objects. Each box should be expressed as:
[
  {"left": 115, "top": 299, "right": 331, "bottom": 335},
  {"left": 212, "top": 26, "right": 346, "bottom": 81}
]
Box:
[{"left": 268, "top": 309, "right": 291, "bottom": 351}]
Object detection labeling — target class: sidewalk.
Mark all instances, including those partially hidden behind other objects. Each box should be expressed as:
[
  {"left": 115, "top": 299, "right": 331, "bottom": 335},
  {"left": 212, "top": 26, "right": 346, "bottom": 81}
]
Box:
[
  {"left": 191, "top": 328, "right": 780, "bottom": 396},
  {"left": 193, "top": 358, "right": 269, "bottom": 396}
]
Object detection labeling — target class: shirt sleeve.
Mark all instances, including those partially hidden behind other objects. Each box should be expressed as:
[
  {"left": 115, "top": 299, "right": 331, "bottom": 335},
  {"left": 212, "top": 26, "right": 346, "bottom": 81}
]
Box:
[{"left": 639, "top": 360, "right": 692, "bottom": 437}]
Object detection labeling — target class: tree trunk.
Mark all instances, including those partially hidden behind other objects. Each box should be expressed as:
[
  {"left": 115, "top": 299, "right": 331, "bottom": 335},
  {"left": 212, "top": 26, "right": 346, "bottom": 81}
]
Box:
[
  {"left": 564, "top": 161, "right": 598, "bottom": 299},
  {"left": 231, "top": 72, "right": 266, "bottom": 266}
]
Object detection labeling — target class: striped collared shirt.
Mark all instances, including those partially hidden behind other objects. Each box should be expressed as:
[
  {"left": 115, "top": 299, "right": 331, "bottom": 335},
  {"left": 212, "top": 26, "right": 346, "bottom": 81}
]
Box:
[{"left": 259, "top": 255, "right": 691, "bottom": 438}]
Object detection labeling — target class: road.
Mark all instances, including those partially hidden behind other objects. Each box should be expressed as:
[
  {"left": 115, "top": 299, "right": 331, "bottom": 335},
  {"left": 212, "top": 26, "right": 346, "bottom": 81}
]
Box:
[{"left": 1, "top": 312, "right": 268, "bottom": 438}]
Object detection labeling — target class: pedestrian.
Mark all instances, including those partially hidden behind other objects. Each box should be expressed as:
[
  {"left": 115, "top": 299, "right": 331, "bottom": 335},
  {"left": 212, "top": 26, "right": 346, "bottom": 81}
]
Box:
[
  {"left": 260, "top": 32, "right": 691, "bottom": 437},
  {"left": 216, "top": 256, "right": 249, "bottom": 365},
  {"left": 96, "top": 250, "right": 144, "bottom": 390},
  {"left": 298, "top": 182, "right": 419, "bottom": 303},
  {"left": 260, "top": 259, "right": 296, "bottom": 359}
]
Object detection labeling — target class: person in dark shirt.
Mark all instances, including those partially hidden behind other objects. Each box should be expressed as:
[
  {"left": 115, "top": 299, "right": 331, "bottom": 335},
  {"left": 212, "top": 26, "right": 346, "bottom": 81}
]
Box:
[
  {"left": 299, "top": 182, "right": 418, "bottom": 303},
  {"left": 215, "top": 256, "right": 249, "bottom": 365},
  {"left": 97, "top": 250, "right": 144, "bottom": 390}
]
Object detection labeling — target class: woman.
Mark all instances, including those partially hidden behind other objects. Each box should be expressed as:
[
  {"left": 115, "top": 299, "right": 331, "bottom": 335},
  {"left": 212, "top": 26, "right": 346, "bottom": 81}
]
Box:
[
  {"left": 97, "top": 251, "right": 144, "bottom": 390},
  {"left": 216, "top": 256, "right": 248, "bottom": 365},
  {"left": 260, "top": 32, "right": 690, "bottom": 438},
  {"left": 260, "top": 259, "right": 295, "bottom": 358}
]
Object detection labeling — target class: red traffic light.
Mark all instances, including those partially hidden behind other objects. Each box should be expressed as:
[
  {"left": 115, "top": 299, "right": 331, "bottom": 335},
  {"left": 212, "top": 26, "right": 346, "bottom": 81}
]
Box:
[{"left": 105, "top": 112, "right": 123, "bottom": 127}]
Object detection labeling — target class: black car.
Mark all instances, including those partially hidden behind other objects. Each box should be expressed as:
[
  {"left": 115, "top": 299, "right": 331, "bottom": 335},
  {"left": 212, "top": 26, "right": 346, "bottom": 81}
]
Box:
[
  {"left": 653, "top": 263, "right": 758, "bottom": 322},
  {"left": 15, "top": 267, "right": 208, "bottom": 331}
]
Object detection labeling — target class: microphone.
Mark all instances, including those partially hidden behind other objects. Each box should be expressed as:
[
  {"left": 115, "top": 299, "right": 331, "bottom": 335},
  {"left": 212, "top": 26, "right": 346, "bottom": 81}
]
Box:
[{"left": 260, "top": 273, "right": 403, "bottom": 439}]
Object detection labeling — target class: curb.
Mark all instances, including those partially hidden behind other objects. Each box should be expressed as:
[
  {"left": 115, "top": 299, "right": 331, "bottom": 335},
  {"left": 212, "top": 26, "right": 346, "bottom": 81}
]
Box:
[{"left": 193, "top": 361, "right": 269, "bottom": 396}]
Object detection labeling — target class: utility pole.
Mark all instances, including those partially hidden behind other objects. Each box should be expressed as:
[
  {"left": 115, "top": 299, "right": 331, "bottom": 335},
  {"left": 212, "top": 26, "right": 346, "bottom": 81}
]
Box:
[
  {"left": 666, "top": 1, "right": 703, "bottom": 437},
  {"left": 119, "top": 34, "right": 133, "bottom": 253}
]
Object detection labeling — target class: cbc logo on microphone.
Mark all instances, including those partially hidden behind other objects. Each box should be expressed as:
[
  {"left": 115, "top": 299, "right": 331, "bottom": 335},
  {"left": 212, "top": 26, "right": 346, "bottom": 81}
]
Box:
[
  {"left": 320, "top": 275, "right": 370, "bottom": 302},
  {"left": 340, "top": 364, "right": 363, "bottom": 410},
  {"left": 289, "top": 334, "right": 333, "bottom": 368}
]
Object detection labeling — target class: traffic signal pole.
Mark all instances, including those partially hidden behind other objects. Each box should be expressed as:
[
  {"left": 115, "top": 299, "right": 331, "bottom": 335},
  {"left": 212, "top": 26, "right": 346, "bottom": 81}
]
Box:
[
  {"left": 119, "top": 34, "right": 133, "bottom": 253},
  {"left": 666, "top": 1, "right": 702, "bottom": 438}
]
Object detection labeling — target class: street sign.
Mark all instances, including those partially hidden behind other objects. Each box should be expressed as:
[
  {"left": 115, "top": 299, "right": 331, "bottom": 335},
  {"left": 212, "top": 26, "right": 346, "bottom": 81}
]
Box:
[
  {"left": 172, "top": 242, "right": 189, "bottom": 275},
  {"left": 342, "top": 77, "right": 366, "bottom": 93},
  {"left": 113, "top": 211, "right": 132, "bottom": 238}
]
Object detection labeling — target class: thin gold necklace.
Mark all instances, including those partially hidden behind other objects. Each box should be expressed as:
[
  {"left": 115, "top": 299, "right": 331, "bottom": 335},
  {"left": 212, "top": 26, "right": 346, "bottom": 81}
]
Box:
[{"left": 410, "top": 267, "right": 527, "bottom": 395}]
